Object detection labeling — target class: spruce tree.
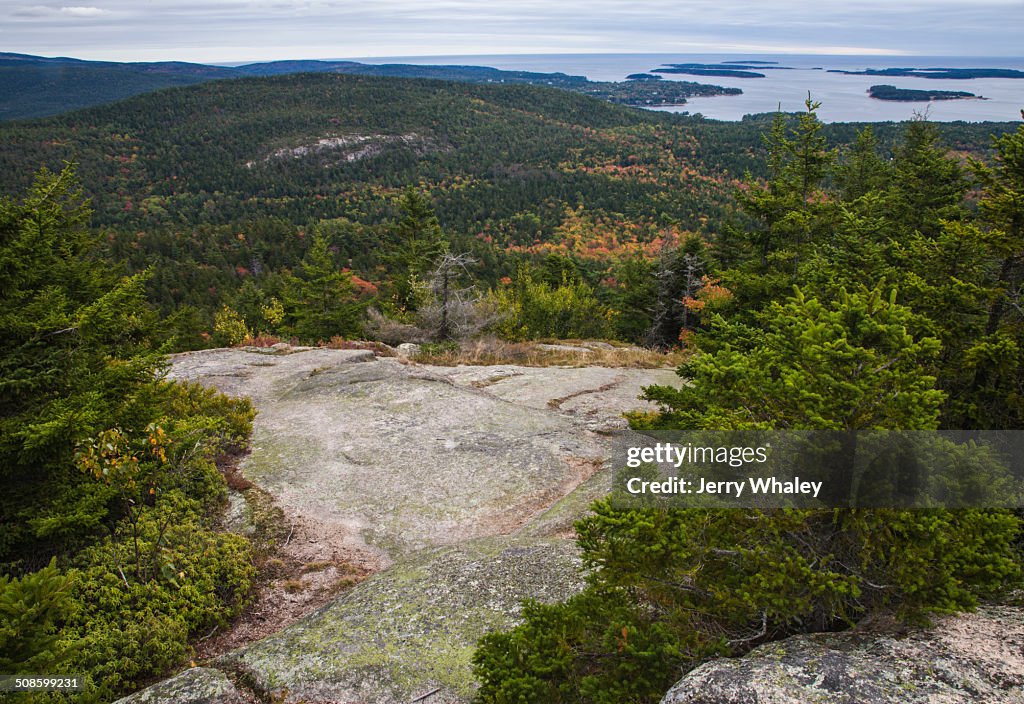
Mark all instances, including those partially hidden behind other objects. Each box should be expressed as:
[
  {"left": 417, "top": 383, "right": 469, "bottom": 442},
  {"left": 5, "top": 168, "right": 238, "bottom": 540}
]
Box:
[
  {"left": 386, "top": 188, "right": 448, "bottom": 313},
  {"left": 283, "top": 233, "right": 363, "bottom": 342},
  {"left": 0, "top": 164, "right": 160, "bottom": 566}
]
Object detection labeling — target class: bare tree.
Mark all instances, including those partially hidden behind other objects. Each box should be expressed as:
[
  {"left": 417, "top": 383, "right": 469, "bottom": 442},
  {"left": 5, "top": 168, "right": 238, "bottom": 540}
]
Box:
[
  {"left": 646, "top": 243, "right": 707, "bottom": 348},
  {"left": 366, "top": 252, "right": 502, "bottom": 343},
  {"left": 418, "top": 253, "right": 501, "bottom": 340}
]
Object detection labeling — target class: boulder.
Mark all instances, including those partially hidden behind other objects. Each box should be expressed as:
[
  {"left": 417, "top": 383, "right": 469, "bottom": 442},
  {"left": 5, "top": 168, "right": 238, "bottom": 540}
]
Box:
[
  {"left": 661, "top": 604, "right": 1024, "bottom": 704},
  {"left": 111, "top": 667, "right": 242, "bottom": 704},
  {"left": 396, "top": 342, "right": 423, "bottom": 357}
]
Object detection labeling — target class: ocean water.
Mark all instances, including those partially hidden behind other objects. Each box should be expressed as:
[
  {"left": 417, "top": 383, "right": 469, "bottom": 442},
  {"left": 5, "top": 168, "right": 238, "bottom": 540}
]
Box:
[{"left": 355, "top": 53, "right": 1024, "bottom": 123}]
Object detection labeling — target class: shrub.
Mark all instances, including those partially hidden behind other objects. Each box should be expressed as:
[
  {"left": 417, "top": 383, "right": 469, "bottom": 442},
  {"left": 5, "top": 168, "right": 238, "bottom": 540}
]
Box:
[
  {"left": 489, "top": 269, "right": 612, "bottom": 341},
  {"left": 473, "top": 504, "right": 1021, "bottom": 704}
]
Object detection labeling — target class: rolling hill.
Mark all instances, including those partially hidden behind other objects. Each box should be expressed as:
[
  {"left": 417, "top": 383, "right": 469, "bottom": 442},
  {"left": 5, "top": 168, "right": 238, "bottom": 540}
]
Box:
[
  {"left": 0, "top": 72, "right": 1015, "bottom": 322},
  {"left": 0, "top": 51, "right": 739, "bottom": 121}
]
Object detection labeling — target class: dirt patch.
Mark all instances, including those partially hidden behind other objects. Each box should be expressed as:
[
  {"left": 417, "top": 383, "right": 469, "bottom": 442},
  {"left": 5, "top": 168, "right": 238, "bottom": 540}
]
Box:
[{"left": 547, "top": 379, "right": 623, "bottom": 409}]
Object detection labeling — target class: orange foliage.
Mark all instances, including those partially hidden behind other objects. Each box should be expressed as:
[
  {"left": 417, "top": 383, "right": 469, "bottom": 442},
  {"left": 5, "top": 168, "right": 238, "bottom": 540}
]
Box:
[{"left": 682, "top": 276, "right": 733, "bottom": 312}]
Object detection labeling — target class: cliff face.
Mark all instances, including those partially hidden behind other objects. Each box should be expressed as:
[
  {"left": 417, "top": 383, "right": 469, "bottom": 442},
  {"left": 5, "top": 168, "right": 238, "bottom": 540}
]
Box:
[{"left": 115, "top": 346, "right": 677, "bottom": 703}]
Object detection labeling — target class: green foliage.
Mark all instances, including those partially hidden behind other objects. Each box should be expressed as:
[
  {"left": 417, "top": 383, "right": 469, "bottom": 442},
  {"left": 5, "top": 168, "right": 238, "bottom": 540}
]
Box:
[
  {"left": 473, "top": 117, "right": 1024, "bottom": 703},
  {"left": 212, "top": 304, "right": 250, "bottom": 346},
  {"left": 1, "top": 166, "right": 258, "bottom": 701},
  {"left": 643, "top": 286, "right": 944, "bottom": 431},
  {"left": 282, "top": 233, "right": 364, "bottom": 342},
  {"left": 610, "top": 255, "right": 657, "bottom": 343},
  {"left": 490, "top": 268, "right": 612, "bottom": 341},
  {"left": 473, "top": 503, "right": 1019, "bottom": 704},
  {"left": 0, "top": 559, "right": 75, "bottom": 673},
  {"left": 0, "top": 164, "right": 162, "bottom": 564},
  {"left": 384, "top": 188, "right": 448, "bottom": 313},
  {"left": 59, "top": 503, "right": 254, "bottom": 701},
  {"left": 834, "top": 126, "right": 892, "bottom": 201}
]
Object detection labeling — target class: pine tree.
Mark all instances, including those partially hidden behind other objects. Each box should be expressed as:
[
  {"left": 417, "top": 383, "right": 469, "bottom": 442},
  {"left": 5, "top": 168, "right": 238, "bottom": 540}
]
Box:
[
  {"left": 887, "top": 116, "right": 967, "bottom": 239},
  {"left": 642, "top": 285, "right": 944, "bottom": 431},
  {"left": 283, "top": 233, "right": 363, "bottom": 342},
  {"left": 835, "top": 126, "right": 892, "bottom": 202},
  {"left": 386, "top": 188, "right": 448, "bottom": 313},
  {"left": 0, "top": 164, "right": 161, "bottom": 566},
  {"left": 0, "top": 558, "right": 74, "bottom": 672}
]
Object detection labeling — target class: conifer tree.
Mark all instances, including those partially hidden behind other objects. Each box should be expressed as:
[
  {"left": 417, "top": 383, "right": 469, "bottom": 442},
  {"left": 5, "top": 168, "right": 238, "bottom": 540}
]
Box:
[
  {"left": 386, "top": 188, "right": 448, "bottom": 312},
  {"left": 0, "top": 558, "right": 74, "bottom": 672},
  {"left": 0, "top": 164, "right": 160, "bottom": 565},
  {"left": 283, "top": 233, "right": 363, "bottom": 342},
  {"left": 835, "top": 126, "right": 892, "bottom": 202}
]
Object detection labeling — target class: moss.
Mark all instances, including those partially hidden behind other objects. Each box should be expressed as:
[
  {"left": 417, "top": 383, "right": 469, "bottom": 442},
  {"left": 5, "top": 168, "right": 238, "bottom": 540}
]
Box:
[{"left": 220, "top": 540, "right": 585, "bottom": 701}]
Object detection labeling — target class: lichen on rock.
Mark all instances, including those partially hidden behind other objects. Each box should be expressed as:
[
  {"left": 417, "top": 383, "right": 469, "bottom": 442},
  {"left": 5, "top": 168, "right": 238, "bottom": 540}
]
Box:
[
  {"left": 660, "top": 604, "right": 1024, "bottom": 704},
  {"left": 110, "top": 667, "right": 243, "bottom": 704}
]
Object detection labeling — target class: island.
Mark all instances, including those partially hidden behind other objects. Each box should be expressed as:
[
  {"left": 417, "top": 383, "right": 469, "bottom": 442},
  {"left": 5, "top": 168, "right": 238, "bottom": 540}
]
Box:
[
  {"left": 830, "top": 67, "right": 1024, "bottom": 80},
  {"left": 867, "top": 84, "right": 983, "bottom": 102},
  {"left": 653, "top": 63, "right": 766, "bottom": 78},
  {"left": 626, "top": 73, "right": 662, "bottom": 80},
  {"left": 581, "top": 79, "right": 741, "bottom": 105}
]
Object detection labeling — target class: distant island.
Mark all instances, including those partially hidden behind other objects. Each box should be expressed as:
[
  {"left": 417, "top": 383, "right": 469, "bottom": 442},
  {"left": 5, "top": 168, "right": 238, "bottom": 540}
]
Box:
[
  {"left": 626, "top": 73, "right": 662, "bottom": 80},
  {"left": 868, "top": 84, "right": 983, "bottom": 102},
  {"left": 653, "top": 63, "right": 766, "bottom": 78},
  {"left": 651, "top": 62, "right": 798, "bottom": 79},
  {"left": 831, "top": 67, "right": 1024, "bottom": 80}
]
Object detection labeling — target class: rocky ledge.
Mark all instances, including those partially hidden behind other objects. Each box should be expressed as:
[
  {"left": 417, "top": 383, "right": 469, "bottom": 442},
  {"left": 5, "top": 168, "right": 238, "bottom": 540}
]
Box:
[
  {"left": 115, "top": 347, "right": 1024, "bottom": 704},
  {"left": 111, "top": 347, "right": 678, "bottom": 703}
]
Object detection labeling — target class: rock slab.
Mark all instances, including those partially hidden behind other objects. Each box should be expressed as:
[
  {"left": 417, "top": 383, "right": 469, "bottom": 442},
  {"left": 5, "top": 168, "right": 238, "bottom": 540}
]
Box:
[
  {"left": 661, "top": 604, "right": 1024, "bottom": 704},
  {"left": 111, "top": 667, "right": 243, "bottom": 704}
]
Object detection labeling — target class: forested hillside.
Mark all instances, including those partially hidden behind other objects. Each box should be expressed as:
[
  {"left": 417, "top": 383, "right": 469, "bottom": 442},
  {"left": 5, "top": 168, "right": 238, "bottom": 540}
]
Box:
[
  {"left": 0, "top": 73, "right": 1015, "bottom": 345},
  {"left": 0, "top": 52, "right": 738, "bottom": 121}
]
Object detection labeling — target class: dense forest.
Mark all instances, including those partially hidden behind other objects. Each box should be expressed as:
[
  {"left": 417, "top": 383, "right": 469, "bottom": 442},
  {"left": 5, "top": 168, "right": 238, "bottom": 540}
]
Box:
[
  {"left": 1, "top": 72, "right": 1023, "bottom": 702},
  {"left": 0, "top": 73, "right": 1015, "bottom": 347}
]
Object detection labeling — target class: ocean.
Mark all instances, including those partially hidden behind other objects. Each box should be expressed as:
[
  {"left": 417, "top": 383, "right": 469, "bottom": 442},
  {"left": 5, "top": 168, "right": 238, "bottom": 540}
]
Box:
[{"left": 354, "top": 53, "right": 1024, "bottom": 123}]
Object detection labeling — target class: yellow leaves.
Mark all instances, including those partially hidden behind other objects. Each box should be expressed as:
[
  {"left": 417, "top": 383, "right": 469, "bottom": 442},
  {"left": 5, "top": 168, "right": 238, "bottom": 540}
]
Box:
[{"left": 75, "top": 424, "right": 171, "bottom": 491}]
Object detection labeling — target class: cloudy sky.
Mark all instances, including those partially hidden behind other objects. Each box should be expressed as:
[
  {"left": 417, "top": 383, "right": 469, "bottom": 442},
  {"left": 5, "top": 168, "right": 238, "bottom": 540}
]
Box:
[{"left": 4, "top": 0, "right": 1022, "bottom": 63}]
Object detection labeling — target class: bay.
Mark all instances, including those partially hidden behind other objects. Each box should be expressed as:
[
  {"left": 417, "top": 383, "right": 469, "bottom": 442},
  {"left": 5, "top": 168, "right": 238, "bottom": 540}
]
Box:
[{"left": 355, "top": 53, "right": 1024, "bottom": 123}]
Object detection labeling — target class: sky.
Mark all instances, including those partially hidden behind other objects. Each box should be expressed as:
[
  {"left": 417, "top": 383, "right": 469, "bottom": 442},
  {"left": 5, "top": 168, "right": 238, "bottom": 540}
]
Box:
[{"left": 3, "top": 0, "right": 1023, "bottom": 64}]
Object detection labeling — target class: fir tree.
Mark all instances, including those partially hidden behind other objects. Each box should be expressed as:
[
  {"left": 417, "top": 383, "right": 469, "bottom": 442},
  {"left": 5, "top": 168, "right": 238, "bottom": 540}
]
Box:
[
  {"left": 386, "top": 188, "right": 448, "bottom": 313},
  {"left": 283, "top": 233, "right": 363, "bottom": 342}
]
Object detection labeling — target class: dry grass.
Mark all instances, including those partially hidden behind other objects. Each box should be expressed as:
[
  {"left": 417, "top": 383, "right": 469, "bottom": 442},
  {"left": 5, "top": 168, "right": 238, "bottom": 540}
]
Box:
[
  {"left": 412, "top": 337, "right": 688, "bottom": 369},
  {"left": 239, "top": 334, "right": 285, "bottom": 347},
  {"left": 323, "top": 337, "right": 397, "bottom": 356}
]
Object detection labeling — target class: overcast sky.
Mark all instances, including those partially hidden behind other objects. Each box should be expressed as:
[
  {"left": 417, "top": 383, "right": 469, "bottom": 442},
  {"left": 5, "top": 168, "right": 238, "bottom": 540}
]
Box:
[{"left": 4, "top": 0, "right": 1023, "bottom": 64}]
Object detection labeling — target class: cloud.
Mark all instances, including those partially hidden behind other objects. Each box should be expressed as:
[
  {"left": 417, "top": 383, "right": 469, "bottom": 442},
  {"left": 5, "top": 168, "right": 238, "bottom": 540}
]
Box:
[
  {"left": 10, "top": 5, "right": 56, "bottom": 17},
  {"left": 1, "top": 0, "right": 1021, "bottom": 62},
  {"left": 60, "top": 6, "right": 110, "bottom": 16}
]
